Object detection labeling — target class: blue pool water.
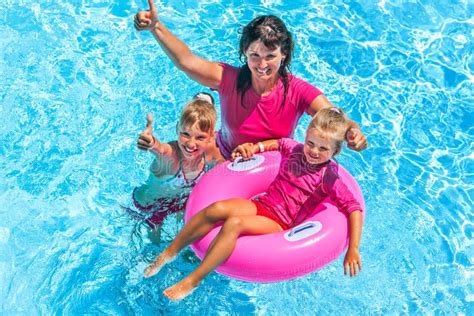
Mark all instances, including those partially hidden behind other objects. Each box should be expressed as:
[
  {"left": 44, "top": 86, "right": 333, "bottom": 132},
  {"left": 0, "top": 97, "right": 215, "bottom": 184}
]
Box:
[{"left": 1, "top": 0, "right": 472, "bottom": 314}]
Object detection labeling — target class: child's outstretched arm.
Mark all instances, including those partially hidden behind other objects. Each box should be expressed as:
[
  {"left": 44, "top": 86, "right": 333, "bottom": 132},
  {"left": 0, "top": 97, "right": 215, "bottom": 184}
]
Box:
[
  {"left": 343, "top": 210, "right": 363, "bottom": 277},
  {"left": 230, "top": 139, "right": 280, "bottom": 160},
  {"left": 137, "top": 112, "right": 173, "bottom": 156}
]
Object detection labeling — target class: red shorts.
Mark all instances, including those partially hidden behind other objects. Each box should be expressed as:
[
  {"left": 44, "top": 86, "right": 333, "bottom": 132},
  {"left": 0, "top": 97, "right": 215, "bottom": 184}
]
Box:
[{"left": 251, "top": 200, "right": 289, "bottom": 230}]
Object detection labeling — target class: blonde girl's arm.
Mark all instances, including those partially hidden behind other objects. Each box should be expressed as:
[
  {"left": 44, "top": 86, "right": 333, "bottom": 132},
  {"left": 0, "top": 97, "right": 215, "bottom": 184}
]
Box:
[
  {"left": 149, "top": 144, "right": 177, "bottom": 178},
  {"left": 134, "top": 0, "right": 223, "bottom": 89},
  {"left": 343, "top": 210, "right": 363, "bottom": 277},
  {"left": 140, "top": 137, "right": 176, "bottom": 178},
  {"left": 230, "top": 139, "right": 280, "bottom": 160},
  {"left": 325, "top": 173, "right": 364, "bottom": 277}
]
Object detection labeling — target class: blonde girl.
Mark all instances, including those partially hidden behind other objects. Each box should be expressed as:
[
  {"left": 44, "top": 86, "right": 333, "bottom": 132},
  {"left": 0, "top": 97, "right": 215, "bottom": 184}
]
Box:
[{"left": 132, "top": 93, "right": 223, "bottom": 234}]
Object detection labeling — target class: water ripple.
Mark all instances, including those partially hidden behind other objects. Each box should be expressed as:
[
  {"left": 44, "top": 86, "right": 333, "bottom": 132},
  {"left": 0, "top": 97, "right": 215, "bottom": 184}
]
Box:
[{"left": 1, "top": 0, "right": 472, "bottom": 314}]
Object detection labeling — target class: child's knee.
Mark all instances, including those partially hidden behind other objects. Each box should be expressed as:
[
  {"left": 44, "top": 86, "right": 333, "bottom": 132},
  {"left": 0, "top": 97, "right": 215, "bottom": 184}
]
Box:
[
  {"left": 204, "top": 201, "right": 230, "bottom": 221},
  {"left": 222, "top": 217, "right": 243, "bottom": 233}
]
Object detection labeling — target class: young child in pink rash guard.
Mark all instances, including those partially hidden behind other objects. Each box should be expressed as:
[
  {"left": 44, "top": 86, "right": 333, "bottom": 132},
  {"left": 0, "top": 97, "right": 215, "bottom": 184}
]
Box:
[{"left": 143, "top": 107, "right": 364, "bottom": 301}]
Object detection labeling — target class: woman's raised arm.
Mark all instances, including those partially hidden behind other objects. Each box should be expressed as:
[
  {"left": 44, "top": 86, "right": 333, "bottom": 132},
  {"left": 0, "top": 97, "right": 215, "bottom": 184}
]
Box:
[{"left": 134, "top": 0, "right": 223, "bottom": 89}]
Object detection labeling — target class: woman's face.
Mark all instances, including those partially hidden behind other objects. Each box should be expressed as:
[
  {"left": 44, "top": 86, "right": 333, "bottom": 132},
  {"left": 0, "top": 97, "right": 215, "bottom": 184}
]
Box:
[{"left": 245, "top": 40, "right": 286, "bottom": 83}]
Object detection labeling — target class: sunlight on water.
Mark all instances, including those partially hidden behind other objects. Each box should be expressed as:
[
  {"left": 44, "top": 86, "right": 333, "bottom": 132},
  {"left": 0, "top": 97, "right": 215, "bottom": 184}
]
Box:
[{"left": 0, "top": 0, "right": 472, "bottom": 314}]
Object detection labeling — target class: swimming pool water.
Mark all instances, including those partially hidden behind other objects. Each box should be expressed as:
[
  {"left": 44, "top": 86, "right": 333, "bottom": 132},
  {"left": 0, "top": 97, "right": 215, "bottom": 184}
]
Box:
[{"left": 1, "top": 0, "right": 472, "bottom": 314}]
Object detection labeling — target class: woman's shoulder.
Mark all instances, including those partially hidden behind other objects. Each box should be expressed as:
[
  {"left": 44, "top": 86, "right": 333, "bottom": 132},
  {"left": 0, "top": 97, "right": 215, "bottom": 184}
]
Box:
[
  {"left": 286, "top": 74, "right": 324, "bottom": 104},
  {"left": 287, "top": 73, "right": 317, "bottom": 89},
  {"left": 215, "top": 63, "right": 241, "bottom": 95},
  {"left": 217, "top": 62, "right": 240, "bottom": 74}
]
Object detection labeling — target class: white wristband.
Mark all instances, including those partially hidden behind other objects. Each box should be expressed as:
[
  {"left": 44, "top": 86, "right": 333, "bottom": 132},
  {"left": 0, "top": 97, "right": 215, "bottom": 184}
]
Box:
[{"left": 257, "top": 142, "right": 264, "bottom": 153}]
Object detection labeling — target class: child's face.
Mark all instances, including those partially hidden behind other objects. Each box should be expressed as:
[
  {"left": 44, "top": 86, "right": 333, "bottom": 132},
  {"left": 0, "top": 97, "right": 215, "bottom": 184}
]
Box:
[
  {"left": 177, "top": 122, "right": 213, "bottom": 159},
  {"left": 303, "top": 129, "right": 336, "bottom": 165}
]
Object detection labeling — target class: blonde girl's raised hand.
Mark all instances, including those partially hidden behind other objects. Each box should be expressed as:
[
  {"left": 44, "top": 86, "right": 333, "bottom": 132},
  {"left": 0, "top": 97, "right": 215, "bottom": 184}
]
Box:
[
  {"left": 134, "top": 0, "right": 159, "bottom": 31},
  {"left": 137, "top": 113, "right": 158, "bottom": 152}
]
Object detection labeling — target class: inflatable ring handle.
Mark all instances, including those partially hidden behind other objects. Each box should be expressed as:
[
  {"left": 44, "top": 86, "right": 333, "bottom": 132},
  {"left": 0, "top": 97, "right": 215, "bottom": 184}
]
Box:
[{"left": 284, "top": 221, "right": 323, "bottom": 242}]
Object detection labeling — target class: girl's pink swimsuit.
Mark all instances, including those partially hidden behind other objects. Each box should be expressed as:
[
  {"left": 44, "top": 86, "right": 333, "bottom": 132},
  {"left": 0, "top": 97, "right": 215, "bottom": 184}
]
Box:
[{"left": 254, "top": 138, "right": 363, "bottom": 229}]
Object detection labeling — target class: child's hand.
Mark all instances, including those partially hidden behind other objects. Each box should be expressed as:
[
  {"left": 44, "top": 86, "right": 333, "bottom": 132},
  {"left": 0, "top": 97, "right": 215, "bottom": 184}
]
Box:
[
  {"left": 343, "top": 247, "right": 362, "bottom": 277},
  {"left": 231, "top": 143, "right": 257, "bottom": 160},
  {"left": 137, "top": 113, "right": 156, "bottom": 151},
  {"left": 134, "top": 0, "right": 159, "bottom": 31},
  {"left": 346, "top": 128, "right": 368, "bottom": 152}
]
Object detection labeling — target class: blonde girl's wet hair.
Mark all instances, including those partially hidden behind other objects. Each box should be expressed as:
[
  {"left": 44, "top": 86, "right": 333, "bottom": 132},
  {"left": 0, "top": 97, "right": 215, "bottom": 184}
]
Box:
[
  {"left": 179, "top": 92, "right": 217, "bottom": 134},
  {"left": 308, "top": 107, "right": 350, "bottom": 156}
]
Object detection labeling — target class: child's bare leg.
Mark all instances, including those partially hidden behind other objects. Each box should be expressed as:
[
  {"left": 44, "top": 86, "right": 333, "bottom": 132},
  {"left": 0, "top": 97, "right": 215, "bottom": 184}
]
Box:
[
  {"left": 163, "top": 202, "right": 282, "bottom": 300},
  {"left": 144, "top": 198, "right": 258, "bottom": 278}
]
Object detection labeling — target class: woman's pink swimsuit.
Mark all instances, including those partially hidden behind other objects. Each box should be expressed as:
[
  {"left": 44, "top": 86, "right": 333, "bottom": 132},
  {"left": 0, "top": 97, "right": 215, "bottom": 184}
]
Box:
[{"left": 215, "top": 63, "right": 323, "bottom": 158}]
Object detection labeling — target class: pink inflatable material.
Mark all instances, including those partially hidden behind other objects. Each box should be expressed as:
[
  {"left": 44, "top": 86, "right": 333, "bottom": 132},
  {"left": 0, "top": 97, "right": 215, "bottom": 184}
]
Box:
[{"left": 185, "top": 152, "right": 365, "bottom": 282}]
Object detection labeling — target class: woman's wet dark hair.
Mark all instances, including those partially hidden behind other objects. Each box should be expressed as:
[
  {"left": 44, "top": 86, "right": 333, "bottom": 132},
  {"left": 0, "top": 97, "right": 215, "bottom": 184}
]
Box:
[{"left": 237, "top": 15, "right": 294, "bottom": 110}]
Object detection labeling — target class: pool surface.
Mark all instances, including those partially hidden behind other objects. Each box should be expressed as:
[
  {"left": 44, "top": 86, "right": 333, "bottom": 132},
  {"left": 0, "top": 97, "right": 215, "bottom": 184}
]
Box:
[{"left": 1, "top": 0, "right": 472, "bottom": 314}]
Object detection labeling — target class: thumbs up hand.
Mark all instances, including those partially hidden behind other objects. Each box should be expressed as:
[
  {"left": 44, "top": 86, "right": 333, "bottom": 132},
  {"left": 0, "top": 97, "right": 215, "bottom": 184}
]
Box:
[
  {"left": 346, "top": 127, "right": 368, "bottom": 152},
  {"left": 134, "top": 0, "right": 159, "bottom": 31},
  {"left": 137, "top": 113, "right": 157, "bottom": 151}
]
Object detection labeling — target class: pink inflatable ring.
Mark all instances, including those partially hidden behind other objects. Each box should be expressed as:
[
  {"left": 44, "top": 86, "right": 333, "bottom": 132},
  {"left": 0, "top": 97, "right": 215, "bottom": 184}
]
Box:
[{"left": 185, "top": 152, "right": 365, "bottom": 282}]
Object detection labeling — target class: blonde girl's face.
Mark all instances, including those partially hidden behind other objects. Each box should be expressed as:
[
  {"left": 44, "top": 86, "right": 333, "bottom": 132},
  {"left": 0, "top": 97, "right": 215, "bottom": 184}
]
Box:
[
  {"left": 177, "top": 122, "right": 213, "bottom": 159},
  {"left": 303, "top": 129, "right": 337, "bottom": 165}
]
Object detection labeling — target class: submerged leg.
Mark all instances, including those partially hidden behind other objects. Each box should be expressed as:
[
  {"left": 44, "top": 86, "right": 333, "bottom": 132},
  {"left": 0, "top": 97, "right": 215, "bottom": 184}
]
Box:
[{"left": 144, "top": 198, "right": 259, "bottom": 278}]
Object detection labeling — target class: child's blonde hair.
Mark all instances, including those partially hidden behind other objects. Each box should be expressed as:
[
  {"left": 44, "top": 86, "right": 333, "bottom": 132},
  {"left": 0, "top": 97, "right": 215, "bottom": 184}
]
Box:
[
  {"left": 308, "top": 107, "right": 350, "bottom": 156},
  {"left": 179, "top": 92, "right": 217, "bottom": 134}
]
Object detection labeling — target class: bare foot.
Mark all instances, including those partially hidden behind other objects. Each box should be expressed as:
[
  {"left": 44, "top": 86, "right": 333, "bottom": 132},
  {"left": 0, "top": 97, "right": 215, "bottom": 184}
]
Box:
[
  {"left": 163, "top": 277, "right": 199, "bottom": 300},
  {"left": 143, "top": 250, "right": 175, "bottom": 278}
]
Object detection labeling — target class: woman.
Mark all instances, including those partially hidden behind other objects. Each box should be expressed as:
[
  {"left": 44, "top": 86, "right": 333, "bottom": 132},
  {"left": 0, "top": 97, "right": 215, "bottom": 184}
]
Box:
[{"left": 134, "top": 0, "right": 368, "bottom": 158}]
